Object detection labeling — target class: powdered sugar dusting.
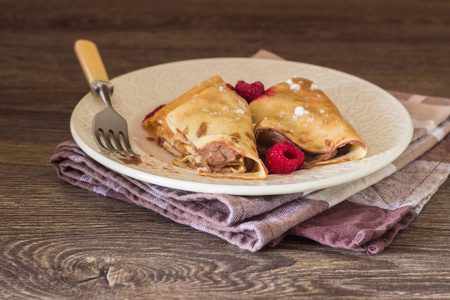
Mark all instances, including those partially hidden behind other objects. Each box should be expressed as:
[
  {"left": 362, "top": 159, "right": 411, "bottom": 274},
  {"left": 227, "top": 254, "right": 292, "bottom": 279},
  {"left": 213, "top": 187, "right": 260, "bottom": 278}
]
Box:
[
  {"left": 293, "top": 106, "right": 310, "bottom": 121},
  {"left": 285, "top": 79, "right": 301, "bottom": 92},
  {"left": 294, "top": 106, "right": 309, "bottom": 116},
  {"left": 310, "top": 83, "right": 319, "bottom": 91}
]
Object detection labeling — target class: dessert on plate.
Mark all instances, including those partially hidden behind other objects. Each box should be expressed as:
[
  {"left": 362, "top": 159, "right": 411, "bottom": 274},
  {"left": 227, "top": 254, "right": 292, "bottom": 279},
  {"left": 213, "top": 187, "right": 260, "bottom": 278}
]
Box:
[
  {"left": 249, "top": 77, "right": 367, "bottom": 170},
  {"left": 142, "top": 76, "right": 268, "bottom": 180},
  {"left": 142, "top": 75, "right": 367, "bottom": 178}
]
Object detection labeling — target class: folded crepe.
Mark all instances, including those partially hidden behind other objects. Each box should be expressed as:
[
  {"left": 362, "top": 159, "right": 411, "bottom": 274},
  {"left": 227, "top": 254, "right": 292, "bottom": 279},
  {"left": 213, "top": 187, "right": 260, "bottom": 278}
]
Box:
[
  {"left": 249, "top": 77, "right": 367, "bottom": 169},
  {"left": 142, "top": 76, "right": 268, "bottom": 180}
]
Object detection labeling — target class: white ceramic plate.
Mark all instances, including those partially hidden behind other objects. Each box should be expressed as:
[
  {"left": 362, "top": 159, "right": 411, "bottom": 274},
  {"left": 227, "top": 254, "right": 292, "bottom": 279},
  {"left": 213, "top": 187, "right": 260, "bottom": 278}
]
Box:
[{"left": 70, "top": 58, "right": 413, "bottom": 195}]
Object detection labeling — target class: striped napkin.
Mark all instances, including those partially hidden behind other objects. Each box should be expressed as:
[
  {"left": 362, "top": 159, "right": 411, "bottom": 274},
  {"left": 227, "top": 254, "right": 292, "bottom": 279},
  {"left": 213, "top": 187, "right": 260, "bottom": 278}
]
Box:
[{"left": 51, "top": 51, "right": 450, "bottom": 253}]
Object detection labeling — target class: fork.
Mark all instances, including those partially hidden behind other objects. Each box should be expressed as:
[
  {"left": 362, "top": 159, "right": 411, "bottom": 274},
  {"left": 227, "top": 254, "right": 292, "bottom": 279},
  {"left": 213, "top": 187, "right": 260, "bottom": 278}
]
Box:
[{"left": 74, "top": 39, "right": 140, "bottom": 158}]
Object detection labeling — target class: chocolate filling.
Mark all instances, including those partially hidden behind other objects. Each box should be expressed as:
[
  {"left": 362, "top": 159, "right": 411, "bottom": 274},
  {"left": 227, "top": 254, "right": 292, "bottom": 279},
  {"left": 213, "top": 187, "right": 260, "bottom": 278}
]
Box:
[
  {"left": 155, "top": 135, "right": 255, "bottom": 173},
  {"left": 198, "top": 141, "right": 254, "bottom": 173},
  {"left": 257, "top": 129, "right": 290, "bottom": 146}
]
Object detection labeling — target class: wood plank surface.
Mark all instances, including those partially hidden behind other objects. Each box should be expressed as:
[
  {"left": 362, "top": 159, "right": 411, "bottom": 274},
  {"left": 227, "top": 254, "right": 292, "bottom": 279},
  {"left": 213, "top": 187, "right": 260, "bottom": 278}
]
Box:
[{"left": 0, "top": 0, "right": 449, "bottom": 298}]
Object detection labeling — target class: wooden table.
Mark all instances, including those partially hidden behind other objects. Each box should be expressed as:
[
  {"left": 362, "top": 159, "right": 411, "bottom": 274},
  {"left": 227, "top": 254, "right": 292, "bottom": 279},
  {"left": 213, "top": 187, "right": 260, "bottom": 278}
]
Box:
[{"left": 1, "top": 0, "right": 449, "bottom": 298}]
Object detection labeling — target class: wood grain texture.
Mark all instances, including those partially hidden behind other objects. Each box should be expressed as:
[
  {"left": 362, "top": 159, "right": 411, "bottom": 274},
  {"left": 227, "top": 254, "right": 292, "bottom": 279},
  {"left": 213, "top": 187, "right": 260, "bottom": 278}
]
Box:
[{"left": 0, "top": 0, "right": 449, "bottom": 298}]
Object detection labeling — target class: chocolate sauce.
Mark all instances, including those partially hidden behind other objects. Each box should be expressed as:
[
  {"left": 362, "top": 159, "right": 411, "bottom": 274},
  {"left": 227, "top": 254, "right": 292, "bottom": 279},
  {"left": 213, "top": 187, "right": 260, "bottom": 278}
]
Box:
[{"left": 119, "top": 156, "right": 142, "bottom": 165}]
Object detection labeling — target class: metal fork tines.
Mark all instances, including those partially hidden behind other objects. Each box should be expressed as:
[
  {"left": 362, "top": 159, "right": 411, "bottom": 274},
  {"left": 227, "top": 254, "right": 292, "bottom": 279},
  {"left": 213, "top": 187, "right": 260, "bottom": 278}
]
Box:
[
  {"left": 92, "top": 81, "right": 140, "bottom": 157},
  {"left": 74, "top": 39, "right": 140, "bottom": 158}
]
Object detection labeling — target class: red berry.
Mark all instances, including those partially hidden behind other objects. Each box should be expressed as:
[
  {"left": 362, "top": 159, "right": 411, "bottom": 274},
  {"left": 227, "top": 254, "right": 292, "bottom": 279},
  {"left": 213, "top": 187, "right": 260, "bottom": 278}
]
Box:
[
  {"left": 235, "top": 80, "right": 265, "bottom": 103},
  {"left": 265, "top": 142, "right": 305, "bottom": 174},
  {"left": 253, "top": 86, "right": 277, "bottom": 102},
  {"left": 143, "top": 104, "right": 165, "bottom": 122},
  {"left": 225, "top": 83, "right": 236, "bottom": 91}
]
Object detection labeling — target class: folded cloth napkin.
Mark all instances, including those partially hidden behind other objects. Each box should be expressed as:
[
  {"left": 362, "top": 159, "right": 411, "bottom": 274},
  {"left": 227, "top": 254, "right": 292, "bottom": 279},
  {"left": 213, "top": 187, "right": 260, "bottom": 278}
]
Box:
[{"left": 51, "top": 51, "right": 450, "bottom": 253}]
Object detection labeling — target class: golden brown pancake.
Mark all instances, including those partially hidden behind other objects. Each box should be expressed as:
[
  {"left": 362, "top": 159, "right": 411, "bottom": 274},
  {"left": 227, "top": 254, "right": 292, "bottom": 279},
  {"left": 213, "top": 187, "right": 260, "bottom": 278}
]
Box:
[
  {"left": 142, "top": 76, "right": 268, "bottom": 180},
  {"left": 249, "top": 77, "right": 367, "bottom": 169}
]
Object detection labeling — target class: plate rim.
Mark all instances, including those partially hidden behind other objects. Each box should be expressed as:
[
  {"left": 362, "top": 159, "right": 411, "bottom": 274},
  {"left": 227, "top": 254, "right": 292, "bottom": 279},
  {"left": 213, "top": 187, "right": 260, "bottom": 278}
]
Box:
[{"left": 70, "top": 57, "right": 413, "bottom": 196}]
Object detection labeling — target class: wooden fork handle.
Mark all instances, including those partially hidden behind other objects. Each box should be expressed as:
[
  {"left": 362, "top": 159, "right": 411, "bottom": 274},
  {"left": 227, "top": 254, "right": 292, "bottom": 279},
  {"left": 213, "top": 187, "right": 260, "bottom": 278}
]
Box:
[{"left": 74, "top": 39, "right": 110, "bottom": 87}]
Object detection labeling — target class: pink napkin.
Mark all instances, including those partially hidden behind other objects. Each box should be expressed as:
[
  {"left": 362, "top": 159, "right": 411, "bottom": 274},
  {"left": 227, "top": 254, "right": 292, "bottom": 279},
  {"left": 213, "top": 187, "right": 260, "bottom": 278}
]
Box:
[{"left": 51, "top": 51, "right": 450, "bottom": 253}]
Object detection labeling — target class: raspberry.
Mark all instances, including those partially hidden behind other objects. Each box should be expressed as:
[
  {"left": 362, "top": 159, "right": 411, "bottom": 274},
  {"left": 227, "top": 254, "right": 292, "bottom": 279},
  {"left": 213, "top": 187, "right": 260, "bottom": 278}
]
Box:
[
  {"left": 225, "top": 83, "right": 236, "bottom": 91},
  {"left": 253, "top": 86, "right": 277, "bottom": 102},
  {"left": 265, "top": 142, "right": 305, "bottom": 174},
  {"left": 143, "top": 104, "right": 165, "bottom": 122},
  {"left": 235, "top": 80, "right": 265, "bottom": 103}
]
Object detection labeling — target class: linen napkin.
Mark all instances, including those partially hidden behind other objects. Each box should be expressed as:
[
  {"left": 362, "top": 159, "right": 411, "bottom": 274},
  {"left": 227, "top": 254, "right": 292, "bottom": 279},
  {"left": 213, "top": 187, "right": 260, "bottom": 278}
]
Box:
[{"left": 51, "top": 51, "right": 450, "bottom": 253}]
